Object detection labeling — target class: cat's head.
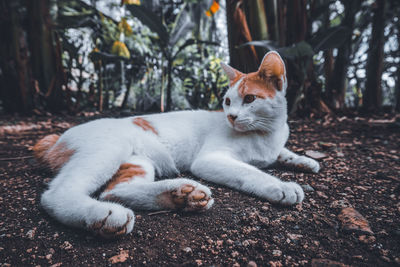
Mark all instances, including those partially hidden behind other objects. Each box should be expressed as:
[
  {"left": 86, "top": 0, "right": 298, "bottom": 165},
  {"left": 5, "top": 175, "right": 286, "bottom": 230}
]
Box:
[{"left": 221, "top": 51, "right": 288, "bottom": 133}]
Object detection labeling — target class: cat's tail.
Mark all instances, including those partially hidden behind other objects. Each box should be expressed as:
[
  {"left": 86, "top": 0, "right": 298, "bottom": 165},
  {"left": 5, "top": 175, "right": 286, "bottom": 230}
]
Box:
[{"left": 33, "top": 134, "right": 61, "bottom": 169}]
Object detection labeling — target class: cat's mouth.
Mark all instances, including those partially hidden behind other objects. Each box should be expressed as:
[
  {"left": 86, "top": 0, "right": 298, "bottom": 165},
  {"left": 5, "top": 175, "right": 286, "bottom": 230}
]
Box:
[
  {"left": 226, "top": 117, "right": 252, "bottom": 132},
  {"left": 234, "top": 124, "right": 246, "bottom": 131},
  {"left": 231, "top": 121, "right": 248, "bottom": 132}
]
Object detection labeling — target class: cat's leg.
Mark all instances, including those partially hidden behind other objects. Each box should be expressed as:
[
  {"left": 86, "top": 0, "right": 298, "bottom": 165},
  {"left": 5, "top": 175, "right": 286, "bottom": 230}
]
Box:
[
  {"left": 191, "top": 152, "right": 304, "bottom": 205},
  {"left": 277, "top": 148, "right": 320, "bottom": 173},
  {"left": 41, "top": 153, "right": 136, "bottom": 238},
  {"left": 101, "top": 177, "right": 214, "bottom": 212},
  {"left": 101, "top": 155, "right": 156, "bottom": 193}
]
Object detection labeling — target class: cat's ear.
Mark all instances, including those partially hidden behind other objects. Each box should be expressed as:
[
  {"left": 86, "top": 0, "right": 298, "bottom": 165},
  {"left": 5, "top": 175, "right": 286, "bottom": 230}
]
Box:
[
  {"left": 220, "top": 62, "right": 243, "bottom": 82},
  {"left": 258, "top": 51, "right": 286, "bottom": 91}
]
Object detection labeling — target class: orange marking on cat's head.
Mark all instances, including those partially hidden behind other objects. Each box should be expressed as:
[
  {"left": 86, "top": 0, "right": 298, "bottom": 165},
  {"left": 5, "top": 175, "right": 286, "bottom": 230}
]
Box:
[
  {"left": 133, "top": 117, "right": 158, "bottom": 135},
  {"left": 105, "top": 163, "right": 146, "bottom": 192},
  {"left": 221, "top": 51, "right": 286, "bottom": 99},
  {"left": 258, "top": 52, "right": 286, "bottom": 84},
  {"left": 210, "top": 109, "right": 224, "bottom": 112},
  {"left": 221, "top": 62, "right": 244, "bottom": 87},
  {"left": 229, "top": 72, "right": 245, "bottom": 87},
  {"left": 237, "top": 72, "right": 276, "bottom": 99}
]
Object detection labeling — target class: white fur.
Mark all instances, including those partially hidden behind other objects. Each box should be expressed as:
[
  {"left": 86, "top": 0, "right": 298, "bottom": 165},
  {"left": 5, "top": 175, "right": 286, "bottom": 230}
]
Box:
[{"left": 40, "top": 51, "right": 320, "bottom": 236}]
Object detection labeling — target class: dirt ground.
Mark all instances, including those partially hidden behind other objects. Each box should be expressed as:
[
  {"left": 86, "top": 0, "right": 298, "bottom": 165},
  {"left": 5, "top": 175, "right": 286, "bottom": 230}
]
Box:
[{"left": 0, "top": 112, "right": 399, "bottom": 266}]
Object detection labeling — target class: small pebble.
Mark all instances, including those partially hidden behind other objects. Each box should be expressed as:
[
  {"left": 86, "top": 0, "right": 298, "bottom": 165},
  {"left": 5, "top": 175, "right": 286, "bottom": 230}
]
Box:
[
  {"left": 272, "top": 250, "right": 282, "bottom": 257},
  {"left": 182, "top": 247, "right": 192, "bottom": 253},
  {"left": 301, "top": 184, "right": 314, "bottom": 192}
]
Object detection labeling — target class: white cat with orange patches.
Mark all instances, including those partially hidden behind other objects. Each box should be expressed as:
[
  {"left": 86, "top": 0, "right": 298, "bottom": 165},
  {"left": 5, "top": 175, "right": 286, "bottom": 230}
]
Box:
[{"left": 34, "top": 51, "right": 320, "bottom": 238}]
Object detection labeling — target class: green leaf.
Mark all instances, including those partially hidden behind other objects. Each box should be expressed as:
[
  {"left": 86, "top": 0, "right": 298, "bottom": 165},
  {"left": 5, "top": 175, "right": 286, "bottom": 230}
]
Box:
[
  {"left": 310, "top": 0, "right": 337, "bottom": 19},
  {"left": 330, "top": 15, "right": 341, "bottom": 27},
  {"left": 238, "top": 40, "right": 314, "bottom": 59},
  {"left": 56, "top": 15, "right": 100, "bottom": 29},
  {"left": 89, "top": 51, "right": 130, "bottom": 62},
  {"left": 237, "top": 40, "right": 278, "bottom": 50},
  {"left": 126, "top": 4, "right": 169, "bottom": 45},
  {"left": 173, "top": 39, "right": 219, "bottom": 59},
  {"left": 309, "top": 26, "right": 351, "bottom": 51},
  {"left": 169, "top": 3, "right": 195, "bottom": 46},
  {"left": 280, "top": 41, "right": 315, "bottom": 59}
]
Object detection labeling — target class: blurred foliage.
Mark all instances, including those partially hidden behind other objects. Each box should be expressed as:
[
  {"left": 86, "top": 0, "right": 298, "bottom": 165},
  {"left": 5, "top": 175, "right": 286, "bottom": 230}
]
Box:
[
  {"left": 55, "top": 0, "right": 228, "bottom": 113},
  {"left": 205, "top": 0, "right": 220, "bottom": 17},
  {"left": 233, "top": 0, "right": 400, "bottom": 114},
  {"left": 1, "top": 0, "right": 398, "bottom": 114}
]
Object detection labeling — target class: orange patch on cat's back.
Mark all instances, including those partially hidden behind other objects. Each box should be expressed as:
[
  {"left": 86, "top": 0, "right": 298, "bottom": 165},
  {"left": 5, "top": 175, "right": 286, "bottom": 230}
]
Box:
[
  {"left": 33, "top": 134, "right": 60, "bottom": 160},
  {"left": 46, "top": 142, "right": 75, "bottom": 171},
  {"left": 33, "top": 134, "right": 75, "bottom": 171},
  {"left": 237, "top": 72, "right": 276, "bottom": 99},
  {"left": 105, "top": 163, "right": 146, "bottom": 192},
  {"left": 133, "top": 117, "right": 158, "bottom": 135},
  {"left": 44, "top": 143, "right": 75, "bottom": 170}
]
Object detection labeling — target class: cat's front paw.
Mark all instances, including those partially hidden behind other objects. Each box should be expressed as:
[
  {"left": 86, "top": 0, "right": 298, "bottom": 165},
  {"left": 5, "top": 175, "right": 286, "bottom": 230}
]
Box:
[
  {"left": 293, "top": 156, "right": 320, "bottom": 173},
  {"left": 86, "top": 203, "right": 135, "bottom": 238},
  {"left": 263, "top": 182, "right": 304, "bottom": 205},
  {"left": 157, "top": 181, "right": 214, "bottom": 212}
]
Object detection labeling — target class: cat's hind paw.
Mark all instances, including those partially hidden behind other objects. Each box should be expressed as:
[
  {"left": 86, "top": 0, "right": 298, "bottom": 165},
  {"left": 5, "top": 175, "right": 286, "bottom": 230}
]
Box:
[
  {"left": 158, "top": 182, "right": 214, "bottom": 212},
  {"left": 264, "top": 182, "right": 304, "bottom": 205},
  {"left": 86, "top": 204, "right": 135, "bottom": 238}
]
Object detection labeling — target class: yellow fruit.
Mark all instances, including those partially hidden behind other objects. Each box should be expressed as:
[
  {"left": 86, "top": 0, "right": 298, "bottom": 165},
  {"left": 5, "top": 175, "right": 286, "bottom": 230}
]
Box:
[
  {"left": 111, "top": 41, "right": 130, "bottom": 59},
  {"left": 118, "top": 18, "right": 133, "bottom": 36},
  {"left": 121, "top": 0, "right": 140, "bottom": 5}
]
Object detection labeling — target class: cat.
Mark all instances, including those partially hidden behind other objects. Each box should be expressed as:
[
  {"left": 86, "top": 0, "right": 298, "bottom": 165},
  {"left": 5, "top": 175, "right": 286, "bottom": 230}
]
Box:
[{"left": 34, "top": 51, "right": 320, "bottom": 238}]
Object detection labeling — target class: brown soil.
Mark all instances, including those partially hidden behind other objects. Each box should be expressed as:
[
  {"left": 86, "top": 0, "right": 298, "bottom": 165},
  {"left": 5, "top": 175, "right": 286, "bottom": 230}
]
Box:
[{"left": 0, "top": 113, "right": 399, "bottom": 266}]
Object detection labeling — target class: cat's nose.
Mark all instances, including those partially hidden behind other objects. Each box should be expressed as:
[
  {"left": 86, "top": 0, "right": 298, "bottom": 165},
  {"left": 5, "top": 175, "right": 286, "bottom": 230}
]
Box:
[{"left": 228, "top": 115, "right": 237, "bottom": 123}]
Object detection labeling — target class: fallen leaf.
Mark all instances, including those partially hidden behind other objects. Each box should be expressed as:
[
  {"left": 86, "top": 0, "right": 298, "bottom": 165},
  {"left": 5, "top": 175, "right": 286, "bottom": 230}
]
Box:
[
  {"left": 305, "top": 150, "right": 328, "bottom": 160},
  {"left": 311, "top": 258, "right": 349, "bottom": 267},
  {"left": 338, "top": 207, "right": 373, "bottom": 235},
  {"left": 287, "top": 233, "right": 303, "bottom": 240},
  {"left": 318, "top": 142, "right": 336, "bottom": 149},
  {"left": 109, "top": 250, "right": 129, "bottom": 264}
]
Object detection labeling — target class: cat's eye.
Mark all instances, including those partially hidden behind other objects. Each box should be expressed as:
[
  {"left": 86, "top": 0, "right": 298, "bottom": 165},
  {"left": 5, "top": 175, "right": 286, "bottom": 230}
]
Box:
[
  {"left": 243, "top": 95, "right": 256, "bottom": 104},
  {"left": 225, "top": 97, "right": 231, "bottom": 106}
]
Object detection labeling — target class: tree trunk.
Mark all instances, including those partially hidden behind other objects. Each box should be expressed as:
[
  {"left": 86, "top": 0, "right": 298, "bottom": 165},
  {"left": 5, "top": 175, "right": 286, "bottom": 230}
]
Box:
[
  {"left": 121, "top": 76, "right": 133, "bottom": 110},
  {"left": 243, "top": 0, "right": 268, "bottom": 58},
  {"left": 276, "top": 0, "right": 287, "bottom": 46},
  {"left": 285, "top": 0, "right": 308, "bottom": 45},
  {"left": 327, "top": 0, "right": 359, "bottom": 110},
  {"left": 264, "top": 0, "right": 279, "bottom": 42},
  {"left": 324, "top": 50, "right": 334, "bottom": 100},
  {"left": 165, "top": 60, "right": 173, "bottom": 111},
  {"left": 281, "top": 0, "right": 310, "bottom": 114},
  {"left": 322, "top": 6, "right": 334, "bottom": 104},
  {"left": 226, "top": 0, "right": 258, "bottom": 72},
  {"left": 396, "top": 21, "right": 400, "bottom": 111},
  {"left": 97, "top": 62, "right": 104, "bottom": 112},
  {"left": 364, "top": 0, "right": 386, "bottom": 111},
  {"left": 0, "top": 1, "right": 34, "bottom": 113},
  {"left": 160, "top": 58, "right": 165, "bottom": 112},
  {"left": 396, "top": 69, "right": 400, "bottom": 111},
  {"left": 27, "top": 0, "right": 65, "bottom": 112}
]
